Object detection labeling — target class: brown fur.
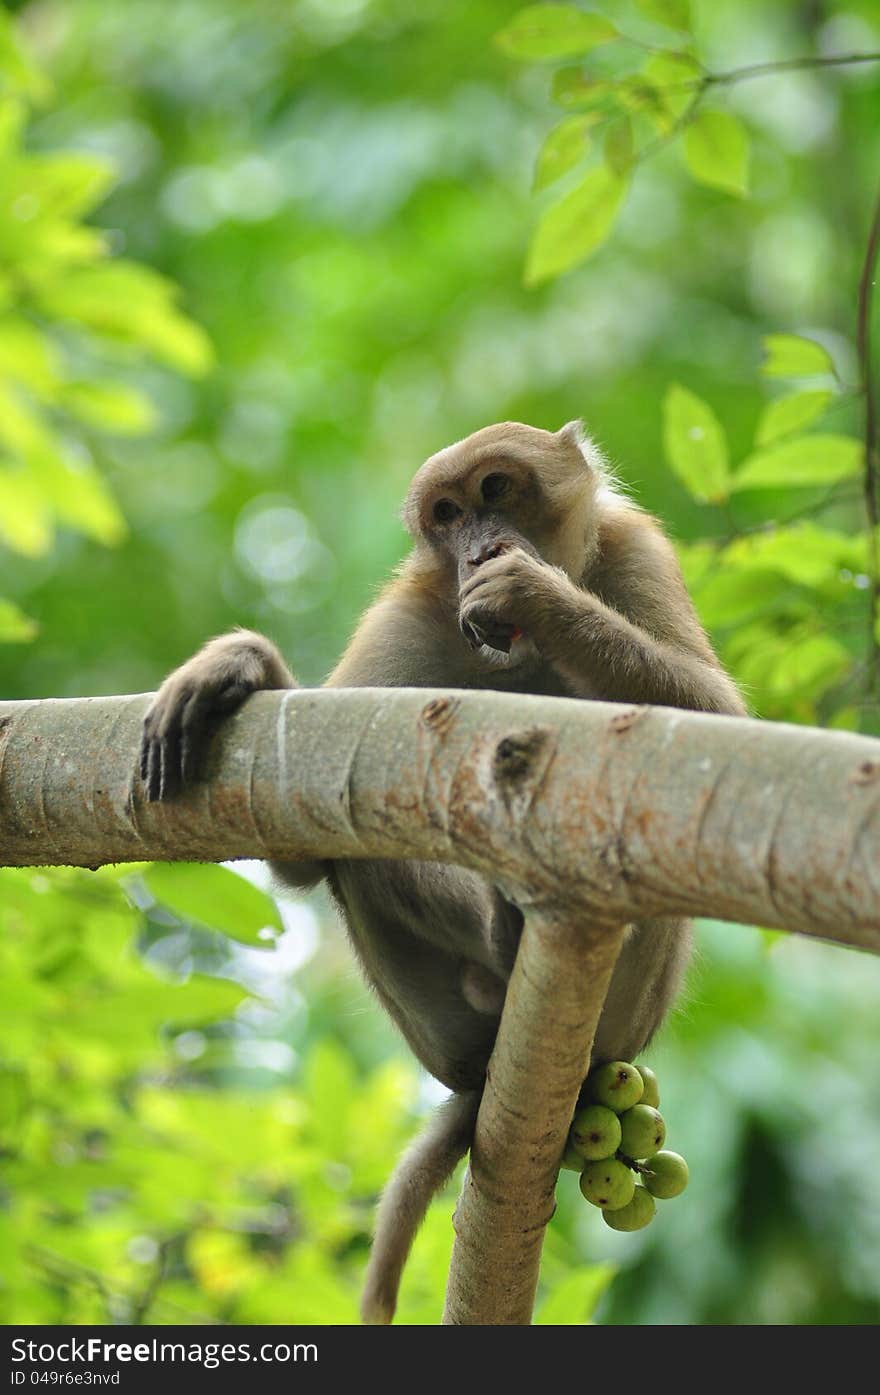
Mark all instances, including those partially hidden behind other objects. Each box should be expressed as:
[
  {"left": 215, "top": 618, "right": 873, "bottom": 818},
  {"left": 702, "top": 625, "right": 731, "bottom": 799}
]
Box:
[{"left": 140, "top": 421, "right": 744, "bottom": 1323}]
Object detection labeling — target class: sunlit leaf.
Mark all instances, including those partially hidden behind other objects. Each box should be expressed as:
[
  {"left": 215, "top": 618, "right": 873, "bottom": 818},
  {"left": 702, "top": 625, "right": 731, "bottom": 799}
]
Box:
[
  {"left": 0, "top": 467, "right": 52, "bottom": 556},
  {"left": 722, "top": 523, "right": 866, "bottom": 590},
  {"left": 534, "top": 114, "right": 597, "bottom": 191},
  {"left": 496, "top": 6, "right": 618, "bottom": 61},
  {"left": 0, "top": 319, "right": 62, "bottom": 401},
  {"left": 641, "top": 51, "right": 702, "bottom": 119},
  {"left": 662, "top": 383, "right": 730, "bottom": 501},
  {"left": 0, "top": 598, "right": 37, "bottom": 641},
  {"left": 684, "top": 108, "right": 749, "bottom": 196},
  {"left": 30, "top": 451, "right": 127, "bottom": 547},
  {"left": 37, "top": 262, "right": 214, "bottom": 377},
  {"left": 62, "top": 381, "right": 157, "bottom": 435},
  {"left": 536, "top": 1263, "right": 617, "bottom": 1324},
  {"left": 635, "top": 0, "right": 691, "bottom": 29},
  {"left": 755, "top": 390, "right": 832, "bottom": 446},
  {"left": 731, "top": 434, "right": 862, "bottom": 491},
  {"left": 768, "top": 632, "right": 850, "bottom": 697},
  {"left": 0, "top": 12, "right": 51, "bottom": 101},
  {"left": 761, "top": 333, "right": 835, "bottom": 378},
  {"left": 143, "top": 863, "right": 282, "bottom": 944},
  {"left": 24, "top": 153, "right": 115, "bottom": 220},
  {"left": 525, "top": 166, "right": 626, "bottom": 285}
]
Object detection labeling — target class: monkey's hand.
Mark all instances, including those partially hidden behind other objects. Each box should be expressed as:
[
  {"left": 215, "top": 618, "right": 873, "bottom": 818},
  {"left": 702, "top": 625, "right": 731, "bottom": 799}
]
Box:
[
  {"left": 139, "top": 630, "right": 294, "bottom": 801},
  {"left": 458, "top": 545, "right": 568, "bottom": 654}
]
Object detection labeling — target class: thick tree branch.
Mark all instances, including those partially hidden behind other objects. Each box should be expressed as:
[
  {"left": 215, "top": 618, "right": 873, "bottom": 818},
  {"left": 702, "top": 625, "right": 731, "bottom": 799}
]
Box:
[
  {"left": 1, "top": 688, "right": 879, "bottom": 1325},
  {"left": 0, "top": 690, "right": 878, "bottom": 949}
]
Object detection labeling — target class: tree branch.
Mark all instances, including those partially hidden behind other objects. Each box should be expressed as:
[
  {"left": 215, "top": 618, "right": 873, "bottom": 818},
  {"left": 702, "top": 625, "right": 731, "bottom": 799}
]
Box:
[
  {"left": 0, "top": 690, "right": 877, "bottom": 949},
  {"left": 857, "top": 176, "right": 880, "bottom": 696},
  {"left": 2, "top": 688, "right": 879, "bottom": 1325}
]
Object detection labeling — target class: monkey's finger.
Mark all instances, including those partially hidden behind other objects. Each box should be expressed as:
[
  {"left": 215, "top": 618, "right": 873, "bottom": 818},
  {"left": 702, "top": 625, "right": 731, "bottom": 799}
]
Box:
[{"left": 144, "top": 737, "right": 163, "bottom": 803}]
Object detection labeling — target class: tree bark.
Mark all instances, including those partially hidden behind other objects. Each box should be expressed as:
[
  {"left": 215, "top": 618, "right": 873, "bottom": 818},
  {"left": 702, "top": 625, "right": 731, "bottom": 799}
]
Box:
[
  {"left": 1, "top": 688, "right": 878, "bottom": 1325},
  {"left": 0, "top": 690, "right": 877, "bottom": 950}
]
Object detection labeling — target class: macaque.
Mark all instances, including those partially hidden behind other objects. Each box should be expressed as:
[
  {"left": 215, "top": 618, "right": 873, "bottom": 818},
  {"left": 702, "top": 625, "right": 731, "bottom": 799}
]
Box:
[{"left": 140, "top": 421, "right": 744, "bottom": 1322}]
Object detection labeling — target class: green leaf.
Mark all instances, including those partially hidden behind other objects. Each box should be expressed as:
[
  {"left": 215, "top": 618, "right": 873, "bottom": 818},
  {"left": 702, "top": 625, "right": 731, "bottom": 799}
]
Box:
[
  {"left": 552, "top": 69, "right": 617, "bottom": 111},
  {"left": 143, "top": 863, "right": 283, "bottom": 945},
  {"left": 641, "top": 51, "right": 702, "bottom": 119},
  {"left": 694, "top": 569, "right": 794, "bottom": 628},
  {"left": 604, "top": 116, "right": 634, "bottom": 174},
  {"left": 0, "top": 12, "right": 51, "bottom": 101},
  {"left": 30, "top": 451, "right": 127, "bottom": 547},
  {"left": 0, "top": 319, "right": 62, "bottom": 402},
  {"left": 684, "top": 109, "right": 749, "bottom": 196},
  {"left": 731, "top": 434, "right": 862, "bottom": 491},
  {"left": 0, "top": 467, "right": 52, "bottom": 556},
  {"left": 495, "top": 6, "right": 618, "bottom": 61},
  {"left": 36, "top": 262, "right": 214, "bottom": 377},
  {"left": 635, "top": 0, "right": 691, "bottom": 30},
  {"left": 769, "top": 632, "right": 850, "bottom": 698},
  {"left": 755, "top": 390, "right": 832, "bottom": 447},
  {"left": 761, "top": 333, "right": 835, "bottom": 378},
  {"left": 722, "top": 523, "right": 866, "bottom": 591},
  {"left": 525, "top": 166, "right": 626, "bottom": 286},
  {"left": 61, "top": 381, "right": 157, "bottom": 435},
  {"left": 662, "top": 383, "right": 730, "bottom": 502},
  {"left": 0, "top": 598, "right": 36, "bottom": 642},
  {"left": 534, "top": 114, "right": 597, "bottom": 191},
  {"left": 536, "top": 1263, "right": 617, "bottom": 1324}
]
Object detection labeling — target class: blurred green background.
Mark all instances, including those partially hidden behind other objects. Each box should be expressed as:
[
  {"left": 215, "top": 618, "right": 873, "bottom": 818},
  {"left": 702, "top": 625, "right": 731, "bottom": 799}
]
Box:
[{"left": 1, "top": 0, "right": 880, "bottom": 1325}]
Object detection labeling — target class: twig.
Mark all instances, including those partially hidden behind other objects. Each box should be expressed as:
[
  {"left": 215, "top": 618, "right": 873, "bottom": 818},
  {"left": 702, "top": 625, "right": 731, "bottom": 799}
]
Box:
[
  {"left": 856, "top": 179, "right": 880, "bottom": 696},
  {"left": 706, "top": 52, "right": 880, "bottom": 86}
]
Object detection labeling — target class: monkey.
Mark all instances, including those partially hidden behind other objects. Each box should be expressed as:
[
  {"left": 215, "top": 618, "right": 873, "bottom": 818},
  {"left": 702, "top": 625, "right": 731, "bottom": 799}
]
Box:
[{"left": 139, "top": 421, "right": 745, "bottom": 1323}]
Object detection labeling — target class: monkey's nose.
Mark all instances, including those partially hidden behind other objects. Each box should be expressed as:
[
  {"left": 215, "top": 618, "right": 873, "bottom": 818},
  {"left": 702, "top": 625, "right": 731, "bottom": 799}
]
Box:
[{"left": 469, "top": 540, "right": 507, "bottom": 568}]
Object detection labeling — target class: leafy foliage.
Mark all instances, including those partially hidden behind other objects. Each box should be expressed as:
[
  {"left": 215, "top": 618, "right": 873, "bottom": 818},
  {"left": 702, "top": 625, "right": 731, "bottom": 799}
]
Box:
[
  {"left": 0, "top": 23, "right": 210, "bottom": 640},
  {"left": 1, "top": 0, "right": 879, "bottom": 1326}
]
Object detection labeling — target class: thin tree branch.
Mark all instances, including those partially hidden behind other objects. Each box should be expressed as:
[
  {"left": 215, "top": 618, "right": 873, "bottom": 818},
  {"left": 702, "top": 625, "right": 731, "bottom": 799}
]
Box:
[
  {"left": 705, "top": 51, "right": 880, "bottom": 86},
  {"left": 857, "top": 177, "right": 880, "bottom": 697},
  {"left": 443, "top": 908, "right": 626, "bottom": 1324}
]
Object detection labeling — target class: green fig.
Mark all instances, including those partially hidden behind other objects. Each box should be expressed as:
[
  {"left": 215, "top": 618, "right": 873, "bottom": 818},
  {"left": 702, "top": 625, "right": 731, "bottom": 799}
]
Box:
[
  {"left": 642, "top": 1150, "right": 689, "bottom": 1199},
  {"left": 570, "top": 1104, "right": 622, "bottom": 1160},
  {"left": 560, "top": 1139, "right": 585, "bottom": 1171},
  {"left": 587, "top": 1061, "right": 644, "bottom": 1113},
  {"left": 579, "top": 1157, "right": 636, "bottom": 1211},
  {"left": 618, "top": 1104, "right": 666, "bottom": 1160},
  {"left": 603, "top": 1185, "right": 656, "bottom": 1231},
  {"left": 637, "top": 1064, "right": 660, "bottom": 1108}
]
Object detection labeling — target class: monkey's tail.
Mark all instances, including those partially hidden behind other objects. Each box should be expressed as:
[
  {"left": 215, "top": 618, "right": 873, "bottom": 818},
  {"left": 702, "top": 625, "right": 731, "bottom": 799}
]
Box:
[{"left": 360, "top": 1089, "right": 480, "bottom": 1325}]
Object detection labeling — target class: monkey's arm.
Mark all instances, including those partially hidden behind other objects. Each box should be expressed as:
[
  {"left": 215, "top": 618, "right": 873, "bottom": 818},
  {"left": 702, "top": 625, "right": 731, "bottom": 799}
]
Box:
[
  {"left": 459, "top": 511, "right": 744, "bottom": 716},
  {"left": 140, "top": 629, "right": 325, "bottom": 888},
  {"left": 327, "top": 581, "right": 465, "bottom": 689}
]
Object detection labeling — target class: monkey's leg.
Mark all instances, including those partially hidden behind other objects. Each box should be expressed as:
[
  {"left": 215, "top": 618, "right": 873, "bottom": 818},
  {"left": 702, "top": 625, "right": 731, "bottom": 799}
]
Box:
[
  {"left": 361, "top": 1090, "right": 480, "bottom": 1325},
  {"left": 590, "top": 917, "right": 692, "bottom": 1066}
]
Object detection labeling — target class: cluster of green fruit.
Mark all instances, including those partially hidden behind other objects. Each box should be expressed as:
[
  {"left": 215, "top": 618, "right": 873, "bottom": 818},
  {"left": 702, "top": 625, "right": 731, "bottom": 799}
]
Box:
[{"left": 561, "top": 1060, "right": 688, "bottom": 1232}]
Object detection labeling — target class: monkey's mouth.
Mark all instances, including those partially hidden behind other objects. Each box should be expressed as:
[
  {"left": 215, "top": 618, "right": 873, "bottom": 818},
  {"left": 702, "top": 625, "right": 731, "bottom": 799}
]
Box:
[{"left": 479, "top": 632, "right": 535, "bottom": 669}]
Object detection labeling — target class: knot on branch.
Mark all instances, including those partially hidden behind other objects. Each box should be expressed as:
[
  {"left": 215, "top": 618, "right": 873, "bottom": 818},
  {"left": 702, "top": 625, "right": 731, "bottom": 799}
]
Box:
[
  {"left": 492, "top": 726, "right": 555, "bottom": 809},
  {"left": 608, "top": 705, "right": 649, "bottom": 735},
  {"left": 420, "top": 695, "right": 461, "bottom": 736},
  {"left": 851, "top": 758, "right": 880, "bottom": 785}
]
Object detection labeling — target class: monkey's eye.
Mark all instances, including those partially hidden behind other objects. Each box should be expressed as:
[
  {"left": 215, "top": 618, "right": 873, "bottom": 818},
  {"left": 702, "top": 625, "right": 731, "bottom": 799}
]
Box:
[
  {"left": 433, "top": 499, "right": 462, "bottom": 525},
  {"left": 481, "top": 472, "right": 510, "bottom": 504}
]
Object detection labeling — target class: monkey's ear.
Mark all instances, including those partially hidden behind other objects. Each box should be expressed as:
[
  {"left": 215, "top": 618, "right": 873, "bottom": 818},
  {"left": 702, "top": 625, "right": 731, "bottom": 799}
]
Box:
[{"left": 558, "top": 419, "right": 586, "bottom": 447}]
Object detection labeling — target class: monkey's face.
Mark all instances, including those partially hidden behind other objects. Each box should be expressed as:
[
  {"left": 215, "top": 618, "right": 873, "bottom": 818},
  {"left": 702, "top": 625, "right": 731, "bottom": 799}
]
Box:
[
  {"left": 402, "top": 421, "right": 598, "bottom": 583},
  {"left": 402, "top": 421, "right": 600, "bottom": 663}
]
